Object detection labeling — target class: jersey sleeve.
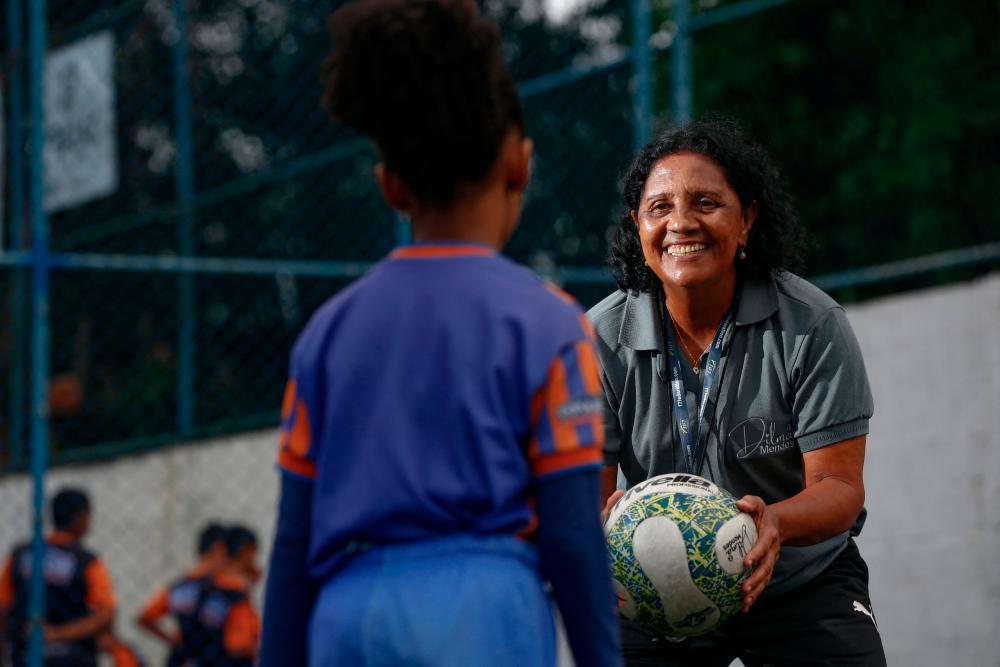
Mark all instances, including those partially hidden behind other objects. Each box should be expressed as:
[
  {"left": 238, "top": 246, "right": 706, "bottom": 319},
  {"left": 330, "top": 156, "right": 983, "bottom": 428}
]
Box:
[
  {"left": 791, "top": 308, "right": 874, "bottom": 451},
  {"left": 0, "top": 555, "right": 14, "bottom": 609},
  {"left": 528, "top": 336, "right": 605, "bottom": 479},
  {"left": 277, "top": 353, "right": 318, "bottom": 479},
  {"left": 137, "top": 587, "right": 170, "bottom": 624},
  {"left": 84, "top": 558, "right": 117, "bottom": 612},
  {"left": 536, "top": 470, "right": 622, "bottom": 667}
]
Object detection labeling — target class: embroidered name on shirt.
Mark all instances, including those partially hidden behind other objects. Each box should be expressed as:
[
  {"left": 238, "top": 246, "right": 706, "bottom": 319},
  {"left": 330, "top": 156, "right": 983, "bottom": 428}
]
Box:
[{"left": 729, "top": 417, "right": 797, "bottom": 459}]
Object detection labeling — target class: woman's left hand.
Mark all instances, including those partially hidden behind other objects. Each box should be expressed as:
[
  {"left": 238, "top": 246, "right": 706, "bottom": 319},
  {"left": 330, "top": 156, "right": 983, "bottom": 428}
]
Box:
[{"left": 735, "top": 495, "right": 781, "bottom": 613}]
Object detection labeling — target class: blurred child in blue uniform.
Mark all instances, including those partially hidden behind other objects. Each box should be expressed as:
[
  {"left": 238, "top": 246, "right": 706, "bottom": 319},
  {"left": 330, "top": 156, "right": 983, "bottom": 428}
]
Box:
[{"left": 258, "top": 1, "right": 621, "bottom": 666}]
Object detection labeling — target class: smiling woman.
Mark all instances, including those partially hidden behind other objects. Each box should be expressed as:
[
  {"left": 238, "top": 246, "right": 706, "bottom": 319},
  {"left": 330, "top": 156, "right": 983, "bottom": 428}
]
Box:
[{"left": 589, "top": 119, "right": 887, "bottom": 666}]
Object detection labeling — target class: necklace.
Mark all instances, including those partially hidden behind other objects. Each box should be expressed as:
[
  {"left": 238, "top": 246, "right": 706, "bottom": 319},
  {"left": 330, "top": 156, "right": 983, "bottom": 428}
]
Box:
[{"left": 668, "top": 313, "right": 707, "bottom": 374}]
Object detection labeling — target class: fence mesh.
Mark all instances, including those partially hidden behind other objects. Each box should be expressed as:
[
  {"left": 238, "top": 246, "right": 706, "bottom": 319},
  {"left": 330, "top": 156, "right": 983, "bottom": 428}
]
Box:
[
  {"left": 2, "top": 0, "right": 999, "bottom": 664},
  {"left": 1, "top": 0, "right": 640, "bottom": 663},
  {"left": 2, "top": 0, "right": 642, "bottom": 471}
]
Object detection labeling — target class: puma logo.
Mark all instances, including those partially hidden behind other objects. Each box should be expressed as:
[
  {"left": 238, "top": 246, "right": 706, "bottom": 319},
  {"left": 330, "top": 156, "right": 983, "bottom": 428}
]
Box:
[{"left": 853, "top": 600, "right": 877, "bottom": 627}]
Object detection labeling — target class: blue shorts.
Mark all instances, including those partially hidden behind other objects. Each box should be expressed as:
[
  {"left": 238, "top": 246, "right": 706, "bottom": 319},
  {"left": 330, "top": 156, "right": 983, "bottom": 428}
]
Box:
[{"left": 308, "top": 534, "right": 556, "bottom": 667}]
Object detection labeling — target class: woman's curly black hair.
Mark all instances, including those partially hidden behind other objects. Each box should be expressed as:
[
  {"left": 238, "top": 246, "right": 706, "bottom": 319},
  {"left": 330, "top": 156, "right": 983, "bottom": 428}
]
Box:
[
  {"left": 320, "top": 0, "right": 523, "bottom": 205},
  {"left": 609, "top": 118, "right": 808, "bottom": 292}
]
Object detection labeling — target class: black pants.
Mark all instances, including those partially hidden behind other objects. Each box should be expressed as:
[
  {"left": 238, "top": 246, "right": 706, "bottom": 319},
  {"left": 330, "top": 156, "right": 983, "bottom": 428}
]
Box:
[{"left": 620, "top": 539, "right": 886, "bottom": 667}]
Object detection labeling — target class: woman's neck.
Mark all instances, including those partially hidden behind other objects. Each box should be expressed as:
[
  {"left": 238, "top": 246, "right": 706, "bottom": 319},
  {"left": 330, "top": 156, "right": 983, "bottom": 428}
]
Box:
[{"left": 663, "top": 274, "right": 737, "bottom": 345}]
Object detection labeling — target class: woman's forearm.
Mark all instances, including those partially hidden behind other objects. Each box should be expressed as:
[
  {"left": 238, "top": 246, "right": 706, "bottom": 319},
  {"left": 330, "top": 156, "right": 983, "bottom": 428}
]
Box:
[
  {"left": 772, "top": 435, "right": 868, "bottom": 546},
  {"left": 771, "top": 475, "right": 865, "bottom": 546}
]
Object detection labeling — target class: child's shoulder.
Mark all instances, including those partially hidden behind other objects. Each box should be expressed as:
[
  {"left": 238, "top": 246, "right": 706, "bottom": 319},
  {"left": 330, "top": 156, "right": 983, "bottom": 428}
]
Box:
[
  {"left": 385, "top": 249, "right": 584, "bottom": 318},
  {"left": 480, "top": 259, "right": 596, "bottom": 352},
  {"left": 292, "top": 264, "right": 387, "bottom": 351},
  {"left": 488, "top": 255, "right": 584, "bottom": 310}
]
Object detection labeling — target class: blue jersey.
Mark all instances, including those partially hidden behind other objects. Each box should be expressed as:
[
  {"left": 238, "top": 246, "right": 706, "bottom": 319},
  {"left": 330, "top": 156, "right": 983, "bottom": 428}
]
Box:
[{"left": 277, "top": 243, "right": 605, "bottom": 582}]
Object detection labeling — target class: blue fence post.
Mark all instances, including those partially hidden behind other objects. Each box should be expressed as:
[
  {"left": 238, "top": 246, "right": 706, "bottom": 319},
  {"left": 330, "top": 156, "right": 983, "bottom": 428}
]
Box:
[
  {"left": 26, "top": 0, "right": 49, "bottom": 664},
  {"left": 6, "top": 0, "right": 27, "bottom": 471},
  {"left": 630, "top": 0, "right": 653, "bottom": 152},
  {"left": 172, "top": 0, "right": 196, "bottom": 437},
  {"left": 672, "top": 0, "right": 693, "bottom": 123}
]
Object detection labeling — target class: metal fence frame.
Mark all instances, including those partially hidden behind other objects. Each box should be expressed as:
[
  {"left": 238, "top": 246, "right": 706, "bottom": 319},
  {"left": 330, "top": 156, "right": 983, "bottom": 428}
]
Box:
[{"left": 3, "top": 0, "right": 1000, "bottom": 662}]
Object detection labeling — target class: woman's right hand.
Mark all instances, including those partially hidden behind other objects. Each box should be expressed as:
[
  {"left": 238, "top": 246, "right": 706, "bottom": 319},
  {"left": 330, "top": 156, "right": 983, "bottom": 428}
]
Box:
[
  {"left": 600, "top": 490, "right": 624, "bottom": 524},
  {"left": 736, "top": 494, "right": 781, "bottom": 613}
]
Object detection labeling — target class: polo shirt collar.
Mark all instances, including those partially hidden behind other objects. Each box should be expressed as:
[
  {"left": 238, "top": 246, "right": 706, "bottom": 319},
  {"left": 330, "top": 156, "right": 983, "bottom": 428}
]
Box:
[
  {"left": 618, "top": 290, "right": 665, "bottom": 352},
  {"left": 735, "top": 276, "right": 779, "bottom": 325},
  {"left": 617, "top": 275, "right": 779, "bottom": 350}
]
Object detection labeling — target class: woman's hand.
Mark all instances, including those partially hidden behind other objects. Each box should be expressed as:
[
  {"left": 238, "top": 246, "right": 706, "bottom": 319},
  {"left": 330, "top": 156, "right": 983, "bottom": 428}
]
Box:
[
  {"left": 600, "top": 490, "right": 624, "bottom": 525},
  {"left": 735, "top": 495, "right": 781, "bottom": 613}
]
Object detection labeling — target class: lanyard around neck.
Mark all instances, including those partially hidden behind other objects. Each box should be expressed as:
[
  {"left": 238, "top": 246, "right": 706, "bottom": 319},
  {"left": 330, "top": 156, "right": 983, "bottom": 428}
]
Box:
[{"left": 662, "top": 303, "right": 736, "bottom": 474}]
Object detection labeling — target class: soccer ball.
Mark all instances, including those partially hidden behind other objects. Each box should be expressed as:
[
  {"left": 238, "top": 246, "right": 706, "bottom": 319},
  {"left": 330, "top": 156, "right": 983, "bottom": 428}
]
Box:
[{"left": 604, "top": 473, "right": 757, "bottom": 639}]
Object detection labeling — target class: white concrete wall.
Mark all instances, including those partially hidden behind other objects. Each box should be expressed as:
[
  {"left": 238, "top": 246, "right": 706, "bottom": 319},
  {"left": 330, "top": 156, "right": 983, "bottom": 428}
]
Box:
[
  {"left": 1, "top": 272, "right": 998, "bottom": 665},
  {"left": 849, "top": 272, "right": 1000, "bottom": 666},
  {"left": 0, "top": 432, "right": 280, "bottom": 665}
]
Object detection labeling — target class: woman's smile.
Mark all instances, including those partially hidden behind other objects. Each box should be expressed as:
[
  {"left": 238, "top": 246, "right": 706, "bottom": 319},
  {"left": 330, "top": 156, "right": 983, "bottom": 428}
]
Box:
[{"left": 666, "top": 242, "right": 710, "bottom": 257}]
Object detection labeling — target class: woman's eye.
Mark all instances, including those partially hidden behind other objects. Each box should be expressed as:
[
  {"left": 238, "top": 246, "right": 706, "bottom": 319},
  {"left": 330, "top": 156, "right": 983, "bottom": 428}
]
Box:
[{"left": 698, "top": 199, "right": 717, "bottom": 210}]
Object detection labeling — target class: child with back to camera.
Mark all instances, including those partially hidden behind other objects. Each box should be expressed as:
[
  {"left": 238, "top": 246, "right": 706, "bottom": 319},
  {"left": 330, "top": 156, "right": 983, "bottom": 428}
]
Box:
[
  {"left": 0, "top": 488, "right": 117, "bottom": 667},
  {"left": 258, "top": 1, "right": 622, "bottom": 666}
]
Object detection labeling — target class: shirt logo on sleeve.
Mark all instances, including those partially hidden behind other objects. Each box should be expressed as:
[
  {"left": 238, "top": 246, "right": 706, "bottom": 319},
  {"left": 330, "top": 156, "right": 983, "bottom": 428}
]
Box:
[
  {"left": 555, "top": 396, "right": 603, "bottom": 421},
  {"left": 277, "top": 379, "right": 316, "bottom": 478},
  {"left": 729, "top": 418, "right": 797, "bottom": 459}
]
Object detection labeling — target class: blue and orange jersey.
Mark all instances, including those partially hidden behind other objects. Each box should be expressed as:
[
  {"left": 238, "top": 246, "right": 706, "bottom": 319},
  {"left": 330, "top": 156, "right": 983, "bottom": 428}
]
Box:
[
  {"left": 200, "top": 571, "right": 259, "bottom": 662},
  {"left": 138, "top": 565, "right": 257, "bottom": 666},
  {"left": 0, "top": 532, "right": 116, "bottom": 614},
  {"left": 136, "top": 561, "right": 215, "bottom": 629},
  {"left": 0, "top": 531, "right": 117, "bottom": 665},
  {"left": 277, "top": 243, "right": 605, "bottom": 581}
]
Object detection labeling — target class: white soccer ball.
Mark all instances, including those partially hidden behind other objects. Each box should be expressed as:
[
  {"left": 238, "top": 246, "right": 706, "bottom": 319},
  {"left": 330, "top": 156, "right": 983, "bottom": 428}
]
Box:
[{"left": 604, "top": 473, "right": 757, "bottom": 639}]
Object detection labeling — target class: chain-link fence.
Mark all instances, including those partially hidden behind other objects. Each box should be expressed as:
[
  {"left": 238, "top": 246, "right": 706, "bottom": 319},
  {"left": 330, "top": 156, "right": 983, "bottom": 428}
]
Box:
[
  {"left": 2, "top": 0, "right": 999, "bottom": 664},
  {"left": 0, "top": 0, "right": 649, "bottom": 662},
  {"left": 4, "top": 0, "right": 999, "bottom": 473},
  {"left": 0, "top": 0, "right": 649, "bottom": 473}
]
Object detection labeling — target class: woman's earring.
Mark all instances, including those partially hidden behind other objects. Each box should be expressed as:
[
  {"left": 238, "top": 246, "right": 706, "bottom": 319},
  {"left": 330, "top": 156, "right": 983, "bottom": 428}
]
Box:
[{"left": 739, "top": 245, "right": 747, "bottom": 260}]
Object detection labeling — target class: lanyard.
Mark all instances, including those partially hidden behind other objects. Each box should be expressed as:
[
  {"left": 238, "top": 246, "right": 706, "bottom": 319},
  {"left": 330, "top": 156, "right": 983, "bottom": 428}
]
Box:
[{"left": 663, "top": 303, "right": 736, "bottom": 474}]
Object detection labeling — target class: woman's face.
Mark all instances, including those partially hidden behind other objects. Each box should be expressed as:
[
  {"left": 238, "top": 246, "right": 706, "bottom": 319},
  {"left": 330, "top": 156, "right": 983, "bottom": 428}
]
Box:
[{"left": 632, "top": 151, "right": 755, "bottom": 292}]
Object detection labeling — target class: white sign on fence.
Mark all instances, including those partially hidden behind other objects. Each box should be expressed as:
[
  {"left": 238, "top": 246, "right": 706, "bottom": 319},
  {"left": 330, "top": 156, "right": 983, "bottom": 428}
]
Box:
[{"left": 44, "top": 31, "right": 118, "bottom": 213}]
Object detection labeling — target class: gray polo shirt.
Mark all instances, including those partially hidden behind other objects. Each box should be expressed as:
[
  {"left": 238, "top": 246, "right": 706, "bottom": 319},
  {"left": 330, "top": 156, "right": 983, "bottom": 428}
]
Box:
[{"left": 587, "top": 272, "right": 873, "bottom": 595}]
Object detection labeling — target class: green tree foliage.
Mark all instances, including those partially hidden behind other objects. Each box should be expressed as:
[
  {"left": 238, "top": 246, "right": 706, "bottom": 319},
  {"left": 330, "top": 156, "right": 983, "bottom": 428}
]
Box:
[
  {"left": 685, "top": 0, "right": 1000, "bottom": 277},
  {"left": 4, "top": 0, "right": 996, "bottom": 461}
]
